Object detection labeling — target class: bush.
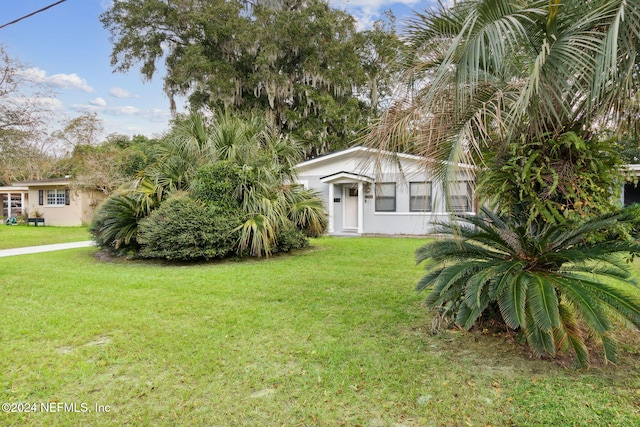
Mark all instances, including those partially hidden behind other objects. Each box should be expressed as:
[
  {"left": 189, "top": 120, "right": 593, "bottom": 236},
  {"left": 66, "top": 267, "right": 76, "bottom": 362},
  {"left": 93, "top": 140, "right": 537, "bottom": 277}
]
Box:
[
  {"left": 89, "top": 193, "right": 144, "bottom": 255},
  {"left": 191, "top": 161, "right": 243, "bottom": 209},
  {"left": 137, "top": 193, "right": 242, "bottom": 261},
  {"left": 273, "top": 225, "right": 308, "bottom": 253}
]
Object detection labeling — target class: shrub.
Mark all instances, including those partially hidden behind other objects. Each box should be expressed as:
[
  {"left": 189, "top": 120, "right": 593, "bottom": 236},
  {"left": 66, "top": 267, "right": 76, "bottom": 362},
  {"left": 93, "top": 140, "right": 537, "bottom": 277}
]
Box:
[
  {"left": 273, "top": 225, "right": 308, "bottom": 253},
  {"left": 137, "top": 193, "right": 242, "bottom": 261},
  {"left": 191, "top": 161, "right": 243, "bottom": 209},
  {"left": 89, "top": 193, "right": 144, "bottom": 255},
  {"left": 477, "top": 132, "right": 623, "bottom": 223}
]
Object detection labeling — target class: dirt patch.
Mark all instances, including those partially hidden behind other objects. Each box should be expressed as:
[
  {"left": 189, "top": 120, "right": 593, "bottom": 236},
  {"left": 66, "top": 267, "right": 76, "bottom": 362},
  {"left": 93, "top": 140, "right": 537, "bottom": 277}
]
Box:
[
  {"left": 56, "top": 335, "right": 112, "bottom": 354},
  {"left": 84, "top": 335, "right": 111, "bottom": 347},
  {"left": 249, "top": 388, "right": 276, "bottom": 399},
  {"left": 410, "top": 313, "right": 640, "bottom": 372},
  {"left": 92, "top": 249, "right": 131, "bottom": 263}
]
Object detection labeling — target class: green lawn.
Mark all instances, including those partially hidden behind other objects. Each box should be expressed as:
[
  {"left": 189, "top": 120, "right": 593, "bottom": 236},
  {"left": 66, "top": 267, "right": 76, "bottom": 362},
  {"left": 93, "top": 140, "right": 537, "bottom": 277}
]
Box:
[
  {"left": 0, "top": 225, "right": 90, "bottom": 249},
  {"left": 1, "top": 237, "right": 639, "bottom": 426}
]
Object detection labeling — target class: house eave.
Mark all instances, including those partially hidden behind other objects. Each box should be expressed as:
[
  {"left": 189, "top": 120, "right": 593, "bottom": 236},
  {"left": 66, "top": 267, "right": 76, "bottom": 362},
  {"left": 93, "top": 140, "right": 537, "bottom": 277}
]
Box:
[
  {"left": 0, "top": 186, "right": 29, "bottom": 192},
  {"left": 295, "top": 146, "right": 476, "bottom": 172},
  {"left": 320, "top": 171, "right": 374, "bottom": 184},
  {"left": 12, "top": 178, "right": 71, "bottom": 187}
]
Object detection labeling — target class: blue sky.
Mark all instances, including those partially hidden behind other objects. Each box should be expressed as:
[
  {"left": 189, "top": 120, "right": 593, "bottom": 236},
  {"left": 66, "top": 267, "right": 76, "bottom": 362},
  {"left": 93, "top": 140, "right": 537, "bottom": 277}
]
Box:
[{"left": 0, "top": 0, "right": 429, "bottom": 139}]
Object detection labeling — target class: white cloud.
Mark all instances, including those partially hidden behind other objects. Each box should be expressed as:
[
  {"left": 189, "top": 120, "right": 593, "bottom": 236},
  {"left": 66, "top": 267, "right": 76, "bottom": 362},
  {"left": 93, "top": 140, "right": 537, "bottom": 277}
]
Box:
[
  {"left": 19, "top": 67, "right": 93, "bottom": 92},
  {"left": 34, "top": 97, "right": 64, "bottom": 110},
  {"left": 73, "top": 103, "right": 139, "bottom": 115},
  {"left": 109, "top": 87, "right": 137, "bottom": 98},
  {"left": 100, "top": 0, "right": 113, "bottom": 10},
  {"left": 144, "top": 108, "right": 172, "bottom": 123},
  {"left": 336, "top": 0, "right": 420, "bottom": 6},
  {"left": 71, "top": 102, "right": 172, "bottom": 123},
  {"left": 90, "top": 97, "right": 107, "bottom": 107},
  {"left": 11, "top": 96, "right": 64, "bottom": 111},
  {"left": 110, "top": 105, "right": 140, "bottom": 115},
  {"left": 329, "top": 0, "right": 424, "bottom": 30}
]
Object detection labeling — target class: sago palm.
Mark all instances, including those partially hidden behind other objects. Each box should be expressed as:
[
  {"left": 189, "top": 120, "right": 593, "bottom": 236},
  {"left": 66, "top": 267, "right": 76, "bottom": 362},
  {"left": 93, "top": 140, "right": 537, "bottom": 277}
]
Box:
[{"left": 416, "top": 207, "right": 640, "bottom": 368}]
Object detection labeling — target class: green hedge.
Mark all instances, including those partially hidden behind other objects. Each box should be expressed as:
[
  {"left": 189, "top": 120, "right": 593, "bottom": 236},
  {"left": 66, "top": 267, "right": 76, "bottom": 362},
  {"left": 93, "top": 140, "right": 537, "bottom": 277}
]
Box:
[{"left": 137, "top": 193, "right": 242, "bottom": 261}]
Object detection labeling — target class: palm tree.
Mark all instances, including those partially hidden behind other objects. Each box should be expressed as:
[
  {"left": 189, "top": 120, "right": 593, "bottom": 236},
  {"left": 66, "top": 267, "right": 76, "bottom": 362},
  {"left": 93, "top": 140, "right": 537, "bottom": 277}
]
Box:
[
  {"left": 417, "top": 207, "right": 640, "bottom": 368},
  {"left": 140, "top": 112, "right": 302, "bottom": 199},
  {"left": 92, "top": 111, "right": 327, "bottom": 257},
  {"left": 368, "top": 0, "right": 640, "bottom": 172},
  {"left": 367, "top": 0, "right": 640, "bottom": 365}
]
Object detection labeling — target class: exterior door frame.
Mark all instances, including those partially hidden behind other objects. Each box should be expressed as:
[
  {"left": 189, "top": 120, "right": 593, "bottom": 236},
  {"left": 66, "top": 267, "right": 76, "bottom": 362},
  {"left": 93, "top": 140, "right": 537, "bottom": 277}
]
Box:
[{"left": 343, "top": 184, "right": 359, "bottom": 230}]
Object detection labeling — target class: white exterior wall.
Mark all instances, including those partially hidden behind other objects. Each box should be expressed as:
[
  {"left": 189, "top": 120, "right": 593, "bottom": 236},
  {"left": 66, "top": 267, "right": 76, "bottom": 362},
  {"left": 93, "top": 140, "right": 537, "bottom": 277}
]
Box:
[{"left": 296, "top": 147, "right": 475, "bottom": 236}]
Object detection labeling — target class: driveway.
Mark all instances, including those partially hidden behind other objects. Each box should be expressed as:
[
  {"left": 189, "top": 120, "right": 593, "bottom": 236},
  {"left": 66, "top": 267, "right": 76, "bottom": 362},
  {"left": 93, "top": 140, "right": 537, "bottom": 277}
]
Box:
[{"left": 0, "top": 241, "right": 96, "bottom": 258}]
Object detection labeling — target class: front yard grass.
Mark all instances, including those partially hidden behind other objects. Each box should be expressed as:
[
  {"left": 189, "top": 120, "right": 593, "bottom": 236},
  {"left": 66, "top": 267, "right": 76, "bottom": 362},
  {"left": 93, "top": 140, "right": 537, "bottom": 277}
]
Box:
[
  {"left": 0, "top": 225, "right": 90, "bottom": 249},
  {"left": 1, "top": 237, "right": 639, "bottom": 426}
]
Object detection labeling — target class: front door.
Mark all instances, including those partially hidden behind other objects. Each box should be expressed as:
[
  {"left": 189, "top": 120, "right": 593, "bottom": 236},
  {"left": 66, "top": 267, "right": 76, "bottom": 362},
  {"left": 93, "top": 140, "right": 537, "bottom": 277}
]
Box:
[{"left": 344, "top": 185, "right": 358, "bottom": 229}]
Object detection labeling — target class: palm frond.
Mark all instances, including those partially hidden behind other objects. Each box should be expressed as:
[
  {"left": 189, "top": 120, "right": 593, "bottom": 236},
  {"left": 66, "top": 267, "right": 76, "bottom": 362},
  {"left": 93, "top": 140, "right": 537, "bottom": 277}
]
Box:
[
  {"left": 235, "top": 213, "right": 276, "bottom": 258},
  {"left": 496, "top": 271, "right": 528, "bottom": 329},
  {"left": 524, "top": 305, "right": 556, "bottom": 356},
  {"left": 601, "top": 334, "right": 620, "bottom": 365},
  {"left": 558, "top": 273, "right": 640, "bottom": 328},
  {"left": 286, "top": 188, "right": 327, "bottom": 237},
  {"left": 552, "top": 275, "right": 611, "bottom": 335},
  {"left": 456, "top": 289, "right": 490, "bottom": 330},
  {"left": 556, "top": 301, "right": 591, "bottom": 369},
  {"left": 423, "top": 260, "right": 488, "bottom": 307},
  {"left": 525, "top": 274, "right": 560, "bottom": 331}
]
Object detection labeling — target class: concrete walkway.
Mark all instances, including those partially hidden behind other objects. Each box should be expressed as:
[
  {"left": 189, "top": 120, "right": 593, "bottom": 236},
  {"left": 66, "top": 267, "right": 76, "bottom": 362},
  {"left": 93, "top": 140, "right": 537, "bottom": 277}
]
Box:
[{"left": 0, "top": 241, "right": 96, "bottom": 258}]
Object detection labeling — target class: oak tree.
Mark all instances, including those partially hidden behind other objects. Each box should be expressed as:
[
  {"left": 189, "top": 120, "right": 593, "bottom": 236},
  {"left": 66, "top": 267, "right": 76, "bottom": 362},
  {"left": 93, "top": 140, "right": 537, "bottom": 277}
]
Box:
[{"left": 101, "top": 0, "right": 401, "bottom": 157}]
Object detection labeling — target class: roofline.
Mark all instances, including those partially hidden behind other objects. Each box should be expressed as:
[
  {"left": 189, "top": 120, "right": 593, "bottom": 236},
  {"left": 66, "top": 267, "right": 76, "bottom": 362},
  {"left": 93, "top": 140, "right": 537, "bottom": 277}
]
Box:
[
  {"left": 295, "top": 145, "right": 476, "bottom": 170},
  {"left": 295, "top": 146, "right": 367, "bottom": 169},
  {"left": 13, "top": 178, "right": 71, "bottom": 187},
  {"left": 320, "top": 171, "right": 375, "bottom": 183},
  {"left": 0, "top": 186, "right": 29, "bottom": 192}
]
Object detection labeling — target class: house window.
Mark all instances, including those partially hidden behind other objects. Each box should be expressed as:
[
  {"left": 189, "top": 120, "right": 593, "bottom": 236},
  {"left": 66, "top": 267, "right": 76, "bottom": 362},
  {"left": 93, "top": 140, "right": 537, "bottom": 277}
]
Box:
[
  {"left": 46, "top": 189, "right": 66, "bottom": 206},
  {"left": 410, "top": 182, "right": 432, "bottom": 212},
  {"left": 447, "top": 181, "right": 473, "bottom": 212},
  {"left": 375, "top": 182, "right": 396, "bottom": 212}
]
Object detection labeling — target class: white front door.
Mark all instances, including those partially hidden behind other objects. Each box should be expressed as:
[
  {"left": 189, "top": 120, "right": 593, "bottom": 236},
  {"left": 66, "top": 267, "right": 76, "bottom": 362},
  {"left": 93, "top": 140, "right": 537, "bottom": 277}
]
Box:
[{"left": 344, "top": 185, "right": 358, "bottom": 229}]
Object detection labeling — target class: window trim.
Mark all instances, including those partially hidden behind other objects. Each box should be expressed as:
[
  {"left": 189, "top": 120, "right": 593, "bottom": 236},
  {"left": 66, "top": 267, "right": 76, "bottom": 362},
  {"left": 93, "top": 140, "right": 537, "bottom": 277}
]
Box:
[
  {"left": 375, "top": 182, "right": 396, "bottom": 212},
  {"left": 45, "top": 189, "right": 67, "bottom": 207},
  {"left": 409, "top": 181, "right": 432, "bottom": 212},
  {"left": 447, "top": 180, "right": 473, "bottom": 213}
]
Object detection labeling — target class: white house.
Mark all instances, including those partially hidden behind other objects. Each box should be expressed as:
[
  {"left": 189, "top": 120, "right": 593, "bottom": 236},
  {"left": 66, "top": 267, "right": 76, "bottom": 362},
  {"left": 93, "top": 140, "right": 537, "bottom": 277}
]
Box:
[{"left": 295, "top": 146, "right": 475, "bottom": 236}]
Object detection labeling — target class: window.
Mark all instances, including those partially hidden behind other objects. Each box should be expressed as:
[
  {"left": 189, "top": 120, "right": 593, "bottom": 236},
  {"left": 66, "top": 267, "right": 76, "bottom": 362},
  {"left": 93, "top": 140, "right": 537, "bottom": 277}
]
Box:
[
  {"left": 375, "top": 182, "right": 396, "bottom": 212},
  {"left": 46, "top": 189, "right": 67, "bottom": 206},
  {"left": 447, "top": 181, "right": 473, "bottom": 212},
  {"left": 410, "top": 182, "right": 432, "bottom": 212}
]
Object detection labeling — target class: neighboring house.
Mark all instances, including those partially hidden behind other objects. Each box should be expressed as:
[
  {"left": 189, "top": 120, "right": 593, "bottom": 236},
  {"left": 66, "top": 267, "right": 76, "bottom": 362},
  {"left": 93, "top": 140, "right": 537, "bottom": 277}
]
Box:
[
  {"left": 295, "top": 146, "right": 475, "bottom": 236},
  {"left": 623, "top": 164, "right": 640, "bottom": 206},
  {"left": 0, "top": 186, "right": 28, "bottom": 219},
  {"left": 10, "top": 178, "right": 105, "bottom": 226}
]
